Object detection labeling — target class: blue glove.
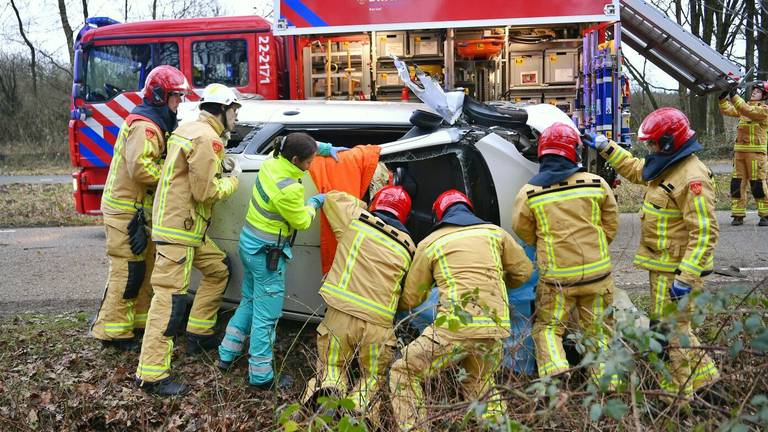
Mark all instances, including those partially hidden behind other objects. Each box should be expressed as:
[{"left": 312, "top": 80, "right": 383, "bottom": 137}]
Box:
[
  {"left": 669, "top": 280, "right": 692, "bottom": 301},
  {"left": 307, "top": 193, "right": 326, "bottom": 209},
  {"left": 317, "top": 142, "right": 350, "bottom": 161},
  {"left": 581, "top": 132, "right": 608, "bottom": 151}
]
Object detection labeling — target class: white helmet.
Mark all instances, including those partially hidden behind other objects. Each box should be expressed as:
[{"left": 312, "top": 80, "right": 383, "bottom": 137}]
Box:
[{"left": 199, "top": 83, "right": 242, "bottom": 108}]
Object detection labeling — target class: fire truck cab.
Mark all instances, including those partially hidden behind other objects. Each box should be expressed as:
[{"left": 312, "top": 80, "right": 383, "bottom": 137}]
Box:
[{"left": 69, "top": 15, "right": 284, "bottom": 214}]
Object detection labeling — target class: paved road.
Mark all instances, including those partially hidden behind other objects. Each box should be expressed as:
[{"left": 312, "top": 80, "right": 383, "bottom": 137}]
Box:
[
  {"left": 0, "top": 175, "right": 71, "bottom": 185},
  {"left": 0, "top": 211, "right": 766, "bottom": 317}
]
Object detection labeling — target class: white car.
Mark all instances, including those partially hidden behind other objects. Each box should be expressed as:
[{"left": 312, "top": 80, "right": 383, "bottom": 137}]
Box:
[{"left": 177, "top": 95, "right": 575, "bottom": 322}]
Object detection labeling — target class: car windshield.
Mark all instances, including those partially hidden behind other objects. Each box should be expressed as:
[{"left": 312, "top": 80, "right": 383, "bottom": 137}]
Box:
[{"left": 84, "top": 43, "right": 179, "bottom": 102}]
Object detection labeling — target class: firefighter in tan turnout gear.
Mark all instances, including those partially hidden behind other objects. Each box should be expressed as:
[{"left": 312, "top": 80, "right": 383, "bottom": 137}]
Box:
[
  {"left": 389, "top": 190, "right": 533, "bottom": 431},
  {"left": 135, "top": 83, "right": 241, "bottom": 396},
  {"left": 584, "top": 107, "right": 720, "bottom": 398},
  {"left": 301, "top": 186, "right": 415, "bottom": 419},
  {"left": 511, "top": 123, "right": 619, "bottom": 387},
  {"left": 719, "top": 82, "right": 768, "bottom": 226},
  {"left": 92, "top": 66, "right": 190, "bottom": 350}
]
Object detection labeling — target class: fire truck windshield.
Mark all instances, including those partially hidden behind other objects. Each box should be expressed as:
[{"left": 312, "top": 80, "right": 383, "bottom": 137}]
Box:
[{"left": 83, "top": 42, "right": 179, "bottom": 102}]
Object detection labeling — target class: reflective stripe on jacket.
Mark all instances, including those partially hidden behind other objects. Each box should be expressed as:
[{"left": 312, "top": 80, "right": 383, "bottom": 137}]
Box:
[
  {"left": 101, "top": 117, "right": 165, "bottom": 216},
  {"left": 243, "top": 155, "right": 315, "bottom": 242},
  {"left": 319, "top": 191, "right": 415, "bottom": 327},
  {"left": 600, "top": 141, "right": 719, "bottom": 285},
  {"left": 400, "top": 224, "right": 533, "bottom": 339},
  {"left": 151, "top": 112, "right": 238, "bottom": 246},
  {"left": 512, "top": 172, "right": 619, "bottom": 285},
  {"left": 720, "top": 96, "right": 768, "bottom": 153}
]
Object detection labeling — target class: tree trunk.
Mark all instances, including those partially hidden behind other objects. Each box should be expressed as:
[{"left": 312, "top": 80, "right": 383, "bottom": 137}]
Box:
[
  {"left": 759, "top": 1, "right": 768, "bottom": 80},
  {"left": 124, "top": 0, "right": 128, "bottom": 22},
  {"left": 687, "top": 0, "right": 707, "bottom": 133},
  {"left": 82, "top": 0, "right": 89, "bottom": 22},
  {"left": 10, "top": 0, "right": 36, "bottom": 96},
  {"left": 58, "top": 0, "right": 74, "bottom": 70},
  {"left": 746, "top": 0, "right": 756, "bottom": 81},
  {"left": 674, "top": 0, "right": 688, "bottom": 110},
  {"left": 152, "top": 0, "right": 158, "bottom": 19}
]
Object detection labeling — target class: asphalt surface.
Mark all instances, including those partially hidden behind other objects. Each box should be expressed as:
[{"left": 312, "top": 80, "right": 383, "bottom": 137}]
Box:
[
  {"left": 0, "top": 175, "right": 71, "bottom": 185},
  {"left": 0, "top": 211, "right": 766, "bottom": 317}
]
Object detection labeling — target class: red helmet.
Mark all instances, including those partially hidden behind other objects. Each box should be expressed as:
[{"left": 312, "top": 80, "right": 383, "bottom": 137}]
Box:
[
  {"left": 753, "top": 81, "right": 768, "bottom": 99},
  {"left": 370, "top": 186, "right": 412, "bottom": 225},
  {"left": 637, "top": 107, "right": 695, "bottom": 154},
  {"left": 538, "top": 122, "right": 580, "bottom": 163},
  {"left": 432, "top": 189, "right": 473, "bottom": 222},
  {"left": 142, "top": 65, "right": 190, "bottom": 106}
]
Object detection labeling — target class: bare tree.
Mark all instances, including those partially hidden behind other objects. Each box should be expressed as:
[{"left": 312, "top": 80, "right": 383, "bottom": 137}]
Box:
[
  {"left": 10, "top": 0, "right": 37, "bottom": 96},
  {"left": 58, "top": 0, "right": 75, "bottom": 70},
  {"left": 152, "top": 0, "right": 158, "bottom": 20},
  {"left": 746, "top": 0, "right": 756, "bottom": 81},
  {"left": 0, "top": 55, "right": 20, "bottom": 118},
  {"left": 82, "top": 0, "right": 89, "bottom": 23},
  {"left": 759, "top": 1, "right": 768, "bottom": 80}
]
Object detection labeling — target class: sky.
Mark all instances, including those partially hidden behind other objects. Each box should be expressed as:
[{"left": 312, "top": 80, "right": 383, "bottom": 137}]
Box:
[{"left": 0, "top": 0, "right": 699, "bottom": 91}]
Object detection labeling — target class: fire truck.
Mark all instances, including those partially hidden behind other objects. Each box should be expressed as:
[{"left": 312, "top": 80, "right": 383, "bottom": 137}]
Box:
[{"left": 69, "top": 0, "right": 741, "bottom": 214}]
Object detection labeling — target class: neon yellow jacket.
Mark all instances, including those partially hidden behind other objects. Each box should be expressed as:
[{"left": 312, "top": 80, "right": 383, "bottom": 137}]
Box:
[
  {"left": 600, "top": 141, "right": 719, "bottom": 285},
  {"left": 400, "top": 224, "right": 532, "bottom": 339},
  {"left": 243, "top": 155, "right": 316, "bottom": 242},
  {"left": 719, "top": 95, "right": 768, "bottom": 153},
  {"left": 151, "top": 112, "right": 238, "bottom": 246},
  {"left": 512, "top": 171, "right": 618, "bottom": 286}
]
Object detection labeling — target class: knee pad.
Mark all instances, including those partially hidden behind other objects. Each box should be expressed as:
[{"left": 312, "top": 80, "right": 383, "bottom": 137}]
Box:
[
  {"left": 730, "top": 178, "right": 742, "bottom": 198},
  {"left": 123, "top": 261, "right": 146, "bottom": 299},
  {"left": 164, "top": 294, "right": 188, "bottom": 337},
  {"left": 750, "top": 180, "right": 766, "bottom": 199}
]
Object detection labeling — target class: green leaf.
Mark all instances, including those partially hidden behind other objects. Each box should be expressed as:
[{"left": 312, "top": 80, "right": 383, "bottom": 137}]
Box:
[
  {"left": 649, "top": 339, "right": 663, "bottom": 353},
  {"left": 603, "top": 399, "right": 628, "bottom": 420},
  {"left": 751, "top": 394, "right": 768, "bottom": 406},
  {"left": 283, "top": 420, "right": 299, "bottom": 432},
  {"left": 751, "top": 330, "right": 768, "bottom": 353},
  {"left": 339, "top": 397, "right": 356, "bottom": 410},
  {"left": 745, "top": 314, "right": 763, "bottom": 332},
  {"left": 589, "top": 403, "right": 602, "bottom": 421},
  {"left": 729, "top": 340, "right": 744, "bottom": 358}
]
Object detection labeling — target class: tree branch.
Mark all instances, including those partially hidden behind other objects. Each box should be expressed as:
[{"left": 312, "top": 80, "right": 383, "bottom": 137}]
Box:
[
  {"left": 624, "top": 57, "right": 658, "bottom": 109},
  {"left": 10, "top": 0, "right": 36, "bottom": 96}
]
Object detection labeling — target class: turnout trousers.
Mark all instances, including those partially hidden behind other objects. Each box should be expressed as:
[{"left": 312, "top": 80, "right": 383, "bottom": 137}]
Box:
[
  {"left": 532, "top": 276, "right": 616, "bottom": 385},
  {"left": 389, "top": 327, "right": 506, "bottom": 432},
  {"left": 218, "top": 242, "right": 288, "bottom": 386},
  {"left": 731, "top": 151, "right": 768, "bottom": 217},
  {"left": 648, "top": 271, "right": 719, "bottom": 396},
  {"left": 301, "top": 307, "right": 396, "bottom": 416},
  {"left": 135, "top": 238, "right": 228, "bottom": 383},
  {"left": 92, "top": 221, "right": 154, "bottom": 340}
]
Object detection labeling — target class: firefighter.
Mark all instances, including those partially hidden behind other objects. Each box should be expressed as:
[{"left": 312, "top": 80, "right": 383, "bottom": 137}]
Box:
[
  {"left": 719, "top": 83, "right": 768, "bottom": 226},
  {"left": 583, "top": 107, "right": 720, "bottom": 398},
  {"left": 91, "top": 65, "right": 190, "bottom": 350},
  {"left": 135, "top": 83, "right": 241, "bottom": 396},
  {"left": 390, "top": 190, "right": 533, "bottom": 431},
  {"left": 217, "top": 132, "right": 329, "bottom": 390},
  {"left": 511, "top": 123, "right": 619, "bottom": 387},
  {"left": 300, "top": 186, "right": 415, "bottom": 419}
]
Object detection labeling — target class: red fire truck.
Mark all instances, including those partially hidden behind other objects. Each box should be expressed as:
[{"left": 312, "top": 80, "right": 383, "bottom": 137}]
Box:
[{"left": 69, "top": 0, "right": 741, "bottom": 214}]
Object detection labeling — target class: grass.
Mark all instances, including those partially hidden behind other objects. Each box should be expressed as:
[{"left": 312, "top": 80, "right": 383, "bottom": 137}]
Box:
[{"left": 0, "top": 183, "right": 99, "bottom": 228}]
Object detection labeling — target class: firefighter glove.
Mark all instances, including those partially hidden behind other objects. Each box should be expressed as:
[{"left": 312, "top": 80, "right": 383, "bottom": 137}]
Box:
[
  {"left": 307, "top": 193, "right": 326, "bottom": 209},
  {"left": 317, "top": 142, "right": 350, "bottom": 161},
  {"left": 222, "top": 156, "right": 242, "bottom": 177},
  {"left": 669, "top": 280, "right": 692, "bottom": 301},
  {"left": 582, "top": 132, "right": 608, "bottom": 151},
  {"left": 127, "top": 209, "right": 148, "bottom": 255},
  {"left": 729, "top": 86, "right": 739, "bottom": 98}
]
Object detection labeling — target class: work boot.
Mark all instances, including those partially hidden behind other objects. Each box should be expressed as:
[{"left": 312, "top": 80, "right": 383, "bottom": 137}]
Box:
[
  {"left": 137, "top": 377, "right": 189, "bottom": 396},
  {"left": 250, "top": 374, "right": 294, "bottom": 391},
  {"left": 731, "top": 216, "right": 744, "bottom": 226},
  {"left": 186, "top": 333, "right": 220, "bottom": 355},
  {"left": 217, "top": 359, "right": 233, "bottom": 373},
  {"left": 759, "top": 216, "right": 768, "bottom": 226},
  {"left": 100, "top": 338, "right": 140, "bottom": 352}
]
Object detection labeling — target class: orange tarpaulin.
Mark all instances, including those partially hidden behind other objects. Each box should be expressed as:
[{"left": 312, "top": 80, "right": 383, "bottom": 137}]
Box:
[{"left": 309, "top": 145, "right": 381, "bottom": 273}]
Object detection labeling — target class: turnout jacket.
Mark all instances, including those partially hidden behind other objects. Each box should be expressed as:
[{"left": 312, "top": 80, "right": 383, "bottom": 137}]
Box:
[
  {"left": 719, "top": 95, "right": 768, "bottom": 153},
  {"left": 600, "top": 141, "right": 719, "bottom": 285},
  {"left": 319, "top": 191, "right": 416, "bottom": 327},
  {"left": 400, "top": 224, "right": 533, "bottom": 339},
  {"left": 512, "top": 171, "right": 619, "bottom": 286},
  {"left": 101, "top": 116, "right": 165, "bottom": 223},
  {"left": 151, "top": 112, "right": 238, "bottom": 246}
]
